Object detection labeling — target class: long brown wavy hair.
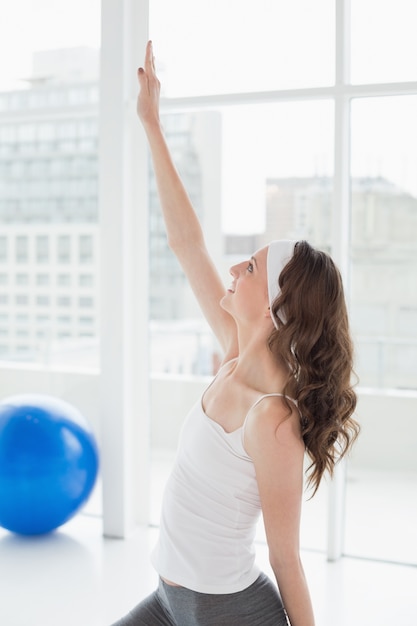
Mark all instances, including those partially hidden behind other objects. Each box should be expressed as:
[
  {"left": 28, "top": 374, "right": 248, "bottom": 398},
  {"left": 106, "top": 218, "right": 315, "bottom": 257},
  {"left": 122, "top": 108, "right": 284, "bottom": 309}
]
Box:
[{"left": 268, "top": 240, "right": 359, "bottom": 496}]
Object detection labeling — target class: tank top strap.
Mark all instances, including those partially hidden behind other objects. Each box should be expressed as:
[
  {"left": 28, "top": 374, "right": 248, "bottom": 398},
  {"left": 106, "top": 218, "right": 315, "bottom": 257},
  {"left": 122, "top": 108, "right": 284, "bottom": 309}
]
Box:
[
  {"left": 240, "top": 393, "right": 300, "bottom": 446},
  {"left": 247, "top": 393, "right": 300, "bottom": 416}
]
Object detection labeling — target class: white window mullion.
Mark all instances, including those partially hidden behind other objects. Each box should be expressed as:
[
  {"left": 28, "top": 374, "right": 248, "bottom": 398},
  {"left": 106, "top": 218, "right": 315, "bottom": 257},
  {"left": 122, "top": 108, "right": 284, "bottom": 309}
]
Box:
[
  {"left": 327, "top": 0, "right": 351, "bottom": 562},
  {"left": 99, "top": 0, "right": 150, "bottom": 538}
]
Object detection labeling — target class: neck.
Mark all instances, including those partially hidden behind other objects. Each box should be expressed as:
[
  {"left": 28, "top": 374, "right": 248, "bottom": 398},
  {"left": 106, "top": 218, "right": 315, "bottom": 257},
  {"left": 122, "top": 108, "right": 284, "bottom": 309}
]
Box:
[{"left": 233, "top": 323, "right": 288, "bottom": 393}]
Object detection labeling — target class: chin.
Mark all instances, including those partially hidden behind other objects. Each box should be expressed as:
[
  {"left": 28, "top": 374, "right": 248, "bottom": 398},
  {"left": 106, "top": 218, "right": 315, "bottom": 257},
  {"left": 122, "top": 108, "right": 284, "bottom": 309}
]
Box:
[{"left": 220, "top": 293, "right": 233, "bottom": 312}]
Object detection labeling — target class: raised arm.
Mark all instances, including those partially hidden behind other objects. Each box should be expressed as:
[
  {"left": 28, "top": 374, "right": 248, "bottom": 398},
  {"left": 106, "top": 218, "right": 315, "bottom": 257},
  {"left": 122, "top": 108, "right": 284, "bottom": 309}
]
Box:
[{"left": 137, "top": 41, "right": 237, "bottom": 358}]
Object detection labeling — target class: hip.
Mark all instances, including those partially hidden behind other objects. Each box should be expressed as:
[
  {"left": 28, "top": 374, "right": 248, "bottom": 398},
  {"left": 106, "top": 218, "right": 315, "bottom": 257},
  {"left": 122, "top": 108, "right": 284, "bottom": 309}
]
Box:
[{"left": 158, "top": 572, "right": 289, "bottom": 626}]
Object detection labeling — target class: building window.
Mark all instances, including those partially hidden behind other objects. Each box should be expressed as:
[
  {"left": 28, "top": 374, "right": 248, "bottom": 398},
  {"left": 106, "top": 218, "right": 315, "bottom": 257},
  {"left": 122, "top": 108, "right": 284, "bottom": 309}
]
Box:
[
  {"left": 57, "top": 296, "right": 71, "bottom": 307},
  {"left": 16, "top": 294, "right": 29, "bottom": 305},
  {"left": 57, "top": 274, "right": 72, "bottom": 286},
  {"left": 16, "top": 273, "right": 29, "bottom": 285},
  {"left": 79, "top": 296, "right": 93, "bottom": 308},
  {"left": 79, "top": 235, "right": 93, "bottom": 263},
  {"left": 0, "top": 239, "right": 8, "bottom": 263},
  {"left": 36, "top": 235, "right": 49, "bottom": 263},
  {"left": 15, "top": 236, "right": 29, "bottom": 263},
  {"left": 79, "top": 316, "right": 94, "bottom": 325},
  {"left": 57, "top": 235, "right": 71, "bottom": 263},
  {"left": 57, "top": 316, "right": 71, "bottom": 324},
  {"left": 79, "top": 274, "right": 93, "bottom": 287},
  {"left": 36, "top": 315, "right": 51, "bottom": 324},
  {"left": 36, "top": 296, "right": 50, "bottom": 306},
  {"left": 36, "top": 274, "right": 50, "bottom": 286}
]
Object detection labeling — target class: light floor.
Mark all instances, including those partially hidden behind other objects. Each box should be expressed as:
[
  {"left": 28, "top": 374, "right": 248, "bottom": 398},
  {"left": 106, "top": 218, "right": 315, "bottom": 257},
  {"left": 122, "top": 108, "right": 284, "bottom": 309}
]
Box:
[{"left": 0, "top": 457, "right": 416, "bottom": 626}]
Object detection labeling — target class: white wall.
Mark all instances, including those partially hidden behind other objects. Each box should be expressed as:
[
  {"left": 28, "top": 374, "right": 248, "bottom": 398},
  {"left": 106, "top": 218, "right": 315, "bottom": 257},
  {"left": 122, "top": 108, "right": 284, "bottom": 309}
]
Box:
[
  {"left": 0, "top": 363, "right": 100, "bottom": 432},
  {"left": 351, "top": 387, "right": 417, "bottom": 472}
]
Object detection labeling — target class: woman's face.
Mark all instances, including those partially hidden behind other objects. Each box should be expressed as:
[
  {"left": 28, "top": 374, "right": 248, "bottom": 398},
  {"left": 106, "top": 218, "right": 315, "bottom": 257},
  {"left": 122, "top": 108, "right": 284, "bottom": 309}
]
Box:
[{"left": 221, "top": 246, "right": 271, "bottom": 325}]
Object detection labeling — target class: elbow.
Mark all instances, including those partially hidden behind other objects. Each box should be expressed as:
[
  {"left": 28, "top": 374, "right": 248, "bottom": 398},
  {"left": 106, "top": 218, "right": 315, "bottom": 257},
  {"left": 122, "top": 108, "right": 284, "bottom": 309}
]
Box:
[
  {"left": 167, "top": 232, "right": 205, "bottom": 260},
  {"left": 269, "top": 548, "right": 302, "bottom": 574},
  {"left": 166, "top": 233, "right": 179, "bottom": 253},
  {"left": 166, "top": 234, "right": 187, "bottom": 258}
]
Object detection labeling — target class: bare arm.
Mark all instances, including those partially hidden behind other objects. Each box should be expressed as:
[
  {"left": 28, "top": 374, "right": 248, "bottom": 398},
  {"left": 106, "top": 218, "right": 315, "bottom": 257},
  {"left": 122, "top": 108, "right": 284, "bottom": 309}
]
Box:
[
  {"left": 137, "top": 42, "right": 238, "bottom": 358},
  {"left": 245, "top": 400, "right": 315, "bottom": 626}
]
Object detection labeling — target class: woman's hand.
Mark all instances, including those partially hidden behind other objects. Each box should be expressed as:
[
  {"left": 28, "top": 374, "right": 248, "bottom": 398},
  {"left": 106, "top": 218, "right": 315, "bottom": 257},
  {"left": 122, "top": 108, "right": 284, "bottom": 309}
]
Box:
[{"left": 137, "top": 40, "right": 161, "bottom": 128}]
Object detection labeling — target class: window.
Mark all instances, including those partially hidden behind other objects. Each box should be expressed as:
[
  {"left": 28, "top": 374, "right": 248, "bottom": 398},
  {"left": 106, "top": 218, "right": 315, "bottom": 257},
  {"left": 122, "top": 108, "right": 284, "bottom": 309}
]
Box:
[
  {"left": 36, "top": 235, "right": 49, "bottom": 263},
  {"left": 36, "top": 296, "right": 49, "bottom": 306},
  {"left": 15, "top": 236, "right": 29, "bottom": 263},
  {"left": 58, "top": 315, "right": 71, "bottom": 324},
  {"left": 350, "top": 96, "right": 417, "bottom": 389},
  {"left": 79, "top": 273, "right": 93, "bottom": 287},
  {"left": 150, "top": 0, "right": 335, "bottom": 96},
  {"left": 147, "top": 0, "right": 417, "bottom": 567},
  {"left": 351, "top": 0, "right": 417, "bottom": 84},
  {"left": 36, "top": 315, "right": 50, "bottom": 323},
  {"left": 57, "top": 235, "right": 71, "bottom": 263},
  {"left": 58, "top": 274, "right": 72, "bottom": 286},
  {"left": 16, "top": 274, "right": 29, "bottom": 285},
  {"left": 57, "top": 296, "right": 71, "bottom": 307},
  {"left": 79, "top": 316, "right": 94, "bottom": 325},
  {"left": 79, "top": 296, "right": 93, "bottom": 308},
  {"left": 79, "top": 235, "right": 93, "bottom": 263},
  {"left": 58, "top": 331, "right": 72, "bottom": 338},
  {"left": 0, "top": 237, "right": 7, "bottom": 261},
  {"left": 18, "top": 124, "right": 36, "bottom": 142},
  {"left": 36, "top": 274, "right": 50, "bottom": 286}
]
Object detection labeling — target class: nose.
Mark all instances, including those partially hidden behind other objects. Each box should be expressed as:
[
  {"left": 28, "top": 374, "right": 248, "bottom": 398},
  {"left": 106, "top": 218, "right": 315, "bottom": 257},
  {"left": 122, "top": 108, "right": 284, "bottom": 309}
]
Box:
[{"left": 229, "top": 261, "right": 244, "bottom": 277}]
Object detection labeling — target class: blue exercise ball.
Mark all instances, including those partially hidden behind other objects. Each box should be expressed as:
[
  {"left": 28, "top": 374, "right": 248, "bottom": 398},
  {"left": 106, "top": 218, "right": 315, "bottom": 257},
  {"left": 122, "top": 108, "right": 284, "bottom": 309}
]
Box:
[{"left": 0, "top": 394, "right": 99, "bottom": 535}]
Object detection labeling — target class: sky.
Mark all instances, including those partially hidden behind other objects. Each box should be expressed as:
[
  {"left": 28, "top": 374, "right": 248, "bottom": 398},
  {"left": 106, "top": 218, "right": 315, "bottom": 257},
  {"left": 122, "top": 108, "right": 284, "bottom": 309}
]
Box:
[
  {"left": 0, "top": 0, "right": 416, "bottom": 233},
  {"left": 0, "top": 0, "right": 101, "bottom": 91}
]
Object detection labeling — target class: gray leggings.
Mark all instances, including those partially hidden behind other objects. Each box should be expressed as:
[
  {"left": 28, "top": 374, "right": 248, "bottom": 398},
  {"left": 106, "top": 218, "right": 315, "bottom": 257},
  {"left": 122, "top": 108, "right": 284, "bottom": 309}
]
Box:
[{"left": 111, "top": 572, "right": 288, "bottom": 626}]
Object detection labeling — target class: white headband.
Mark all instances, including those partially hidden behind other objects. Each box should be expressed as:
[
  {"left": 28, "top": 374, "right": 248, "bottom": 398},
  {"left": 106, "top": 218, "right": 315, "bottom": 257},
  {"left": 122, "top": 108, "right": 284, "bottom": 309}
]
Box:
[{"left": 267, "top": 240, "right": 296, "bottom": 328}]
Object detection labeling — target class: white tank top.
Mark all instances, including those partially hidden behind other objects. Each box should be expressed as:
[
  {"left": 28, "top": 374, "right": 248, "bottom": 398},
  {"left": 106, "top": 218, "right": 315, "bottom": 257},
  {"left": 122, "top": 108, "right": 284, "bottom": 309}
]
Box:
[{"left": 151, "top": 390, "right": 295, "bottom": 594}]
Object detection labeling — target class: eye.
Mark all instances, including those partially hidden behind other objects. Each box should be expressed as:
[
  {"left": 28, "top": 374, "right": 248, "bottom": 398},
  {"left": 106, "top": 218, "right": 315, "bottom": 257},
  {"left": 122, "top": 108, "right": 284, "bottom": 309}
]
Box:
[{"left": 247, "top": 262, "right": 254, "bottom": 273}]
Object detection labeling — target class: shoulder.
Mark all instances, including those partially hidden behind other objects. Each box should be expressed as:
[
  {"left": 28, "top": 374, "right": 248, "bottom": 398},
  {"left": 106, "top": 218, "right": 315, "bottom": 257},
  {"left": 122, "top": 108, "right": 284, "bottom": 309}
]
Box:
[{"left": 244, "top": 394, "right": 304, "bottom": 463}]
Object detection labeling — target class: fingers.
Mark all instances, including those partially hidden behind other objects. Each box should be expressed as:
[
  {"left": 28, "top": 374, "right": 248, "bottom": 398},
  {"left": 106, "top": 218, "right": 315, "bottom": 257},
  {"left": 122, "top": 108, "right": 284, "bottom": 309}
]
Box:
[
  {"left": 137, "top": 66, "right": 146, "bottom": 88},
  {"left": 144, "top": 40, "right": 155, "bottom": 74},
  {"left": 137, "top": 41, "right": 156, "bottom": 86}
]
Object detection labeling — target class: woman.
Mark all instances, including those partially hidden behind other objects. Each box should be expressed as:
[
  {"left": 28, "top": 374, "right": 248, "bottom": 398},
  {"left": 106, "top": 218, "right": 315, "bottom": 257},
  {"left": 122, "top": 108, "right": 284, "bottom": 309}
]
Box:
[{"left": 112, "top": 41, "right": 359, "bottom": 626}]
